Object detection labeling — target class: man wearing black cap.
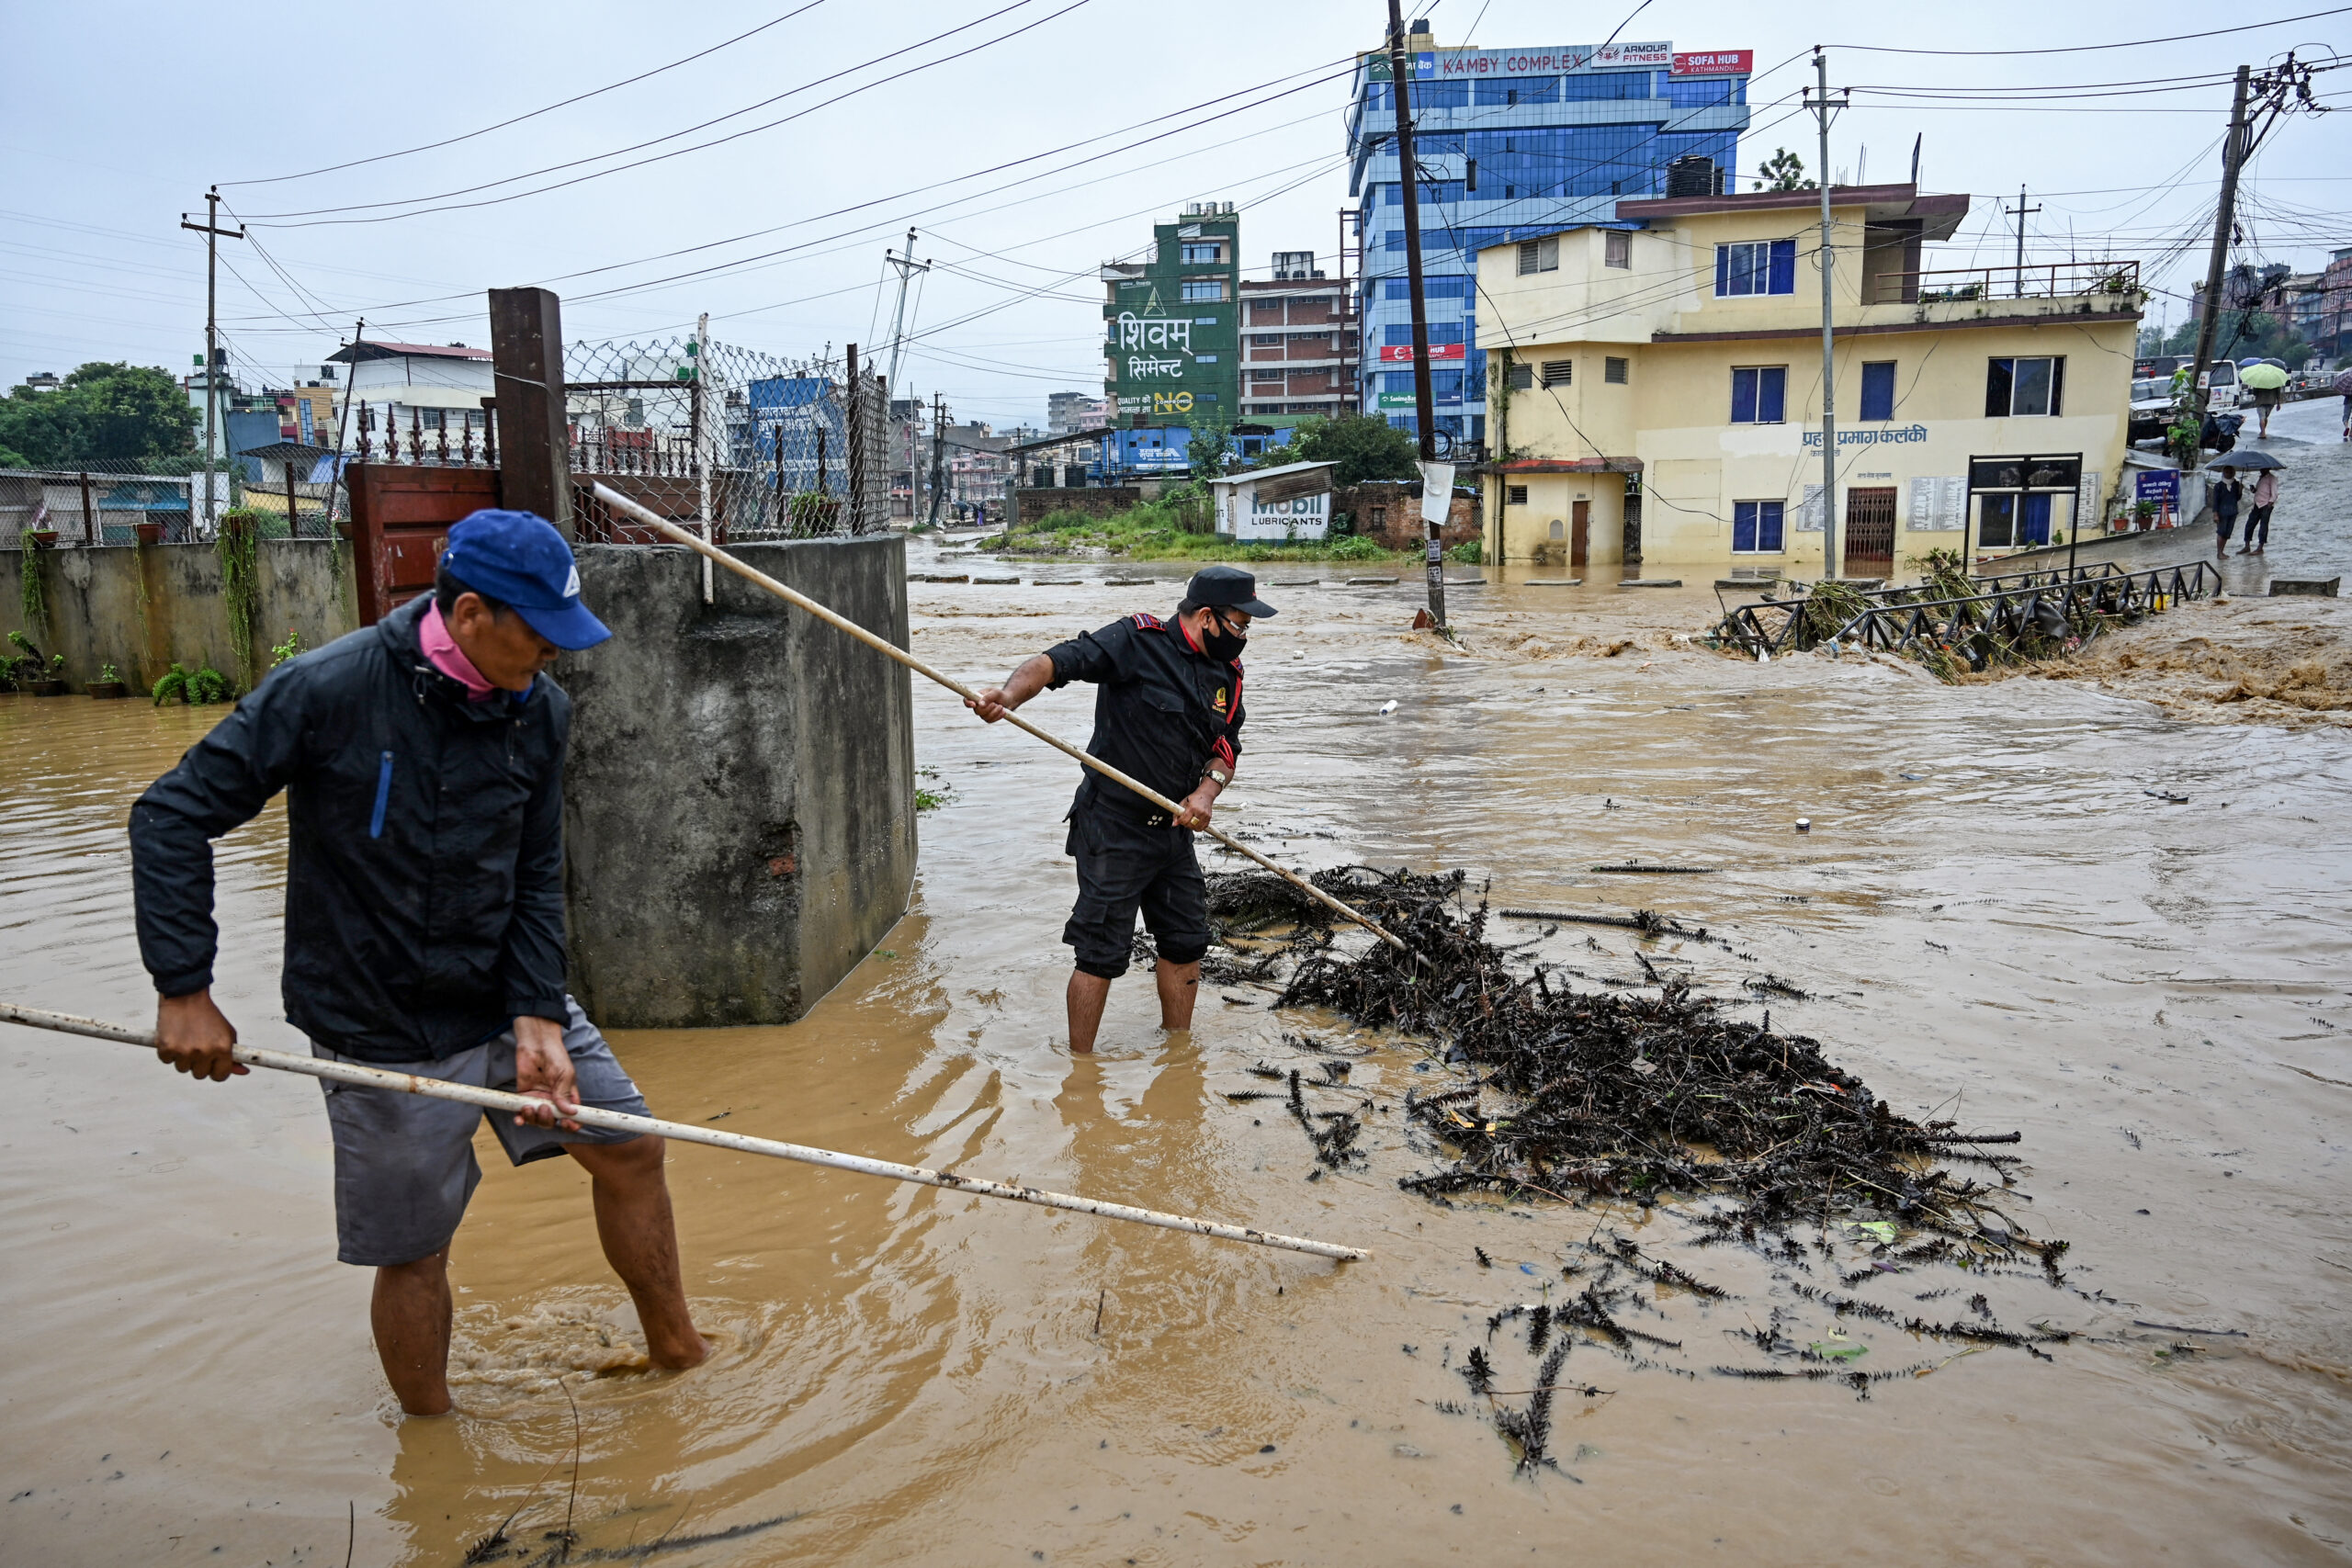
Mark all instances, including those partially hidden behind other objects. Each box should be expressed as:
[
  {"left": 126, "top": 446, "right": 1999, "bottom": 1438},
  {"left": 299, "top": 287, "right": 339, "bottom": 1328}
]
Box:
[
  {"left": 967, "top": 565, "right": 1274, "bottom": 1053},
  {"left": 130, "top": 509, "right": 707, "bottom": 1415}
]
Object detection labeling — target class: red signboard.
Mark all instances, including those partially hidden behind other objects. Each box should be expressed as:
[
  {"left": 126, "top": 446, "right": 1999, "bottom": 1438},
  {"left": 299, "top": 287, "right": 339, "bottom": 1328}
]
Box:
[
  {"left": 1378, "top": 343, "right": 1466, "bottom": 363},
  {"left": 1671, "top": 50, "right": 1752, "bottom": 76}
]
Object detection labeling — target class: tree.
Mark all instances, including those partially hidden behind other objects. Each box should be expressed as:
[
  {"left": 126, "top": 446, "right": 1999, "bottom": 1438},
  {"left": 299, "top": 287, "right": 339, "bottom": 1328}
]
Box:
[
  {"left": 0, "top": 362, "right": 197, "bottom": 468},
  {"left": 1185, "top": 419, "right": 1231, "bottom": 480},
  {"left": 1295, "top": 413, "right": 1418, "bottom": 487},
  {"left": 1753, "top": 149, "right": 1814, "bottom": 192}
]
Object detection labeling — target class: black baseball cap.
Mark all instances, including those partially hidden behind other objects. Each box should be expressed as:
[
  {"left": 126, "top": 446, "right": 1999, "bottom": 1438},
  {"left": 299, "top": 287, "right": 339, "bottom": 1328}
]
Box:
[{"left": 1186, "top": 564, "right": 1277, "bottom": 617}]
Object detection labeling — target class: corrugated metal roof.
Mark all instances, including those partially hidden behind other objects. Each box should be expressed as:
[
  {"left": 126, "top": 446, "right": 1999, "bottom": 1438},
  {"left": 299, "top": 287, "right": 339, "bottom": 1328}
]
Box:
[{"left": 326, "top": 341, "right": 492, "bottom": 364}]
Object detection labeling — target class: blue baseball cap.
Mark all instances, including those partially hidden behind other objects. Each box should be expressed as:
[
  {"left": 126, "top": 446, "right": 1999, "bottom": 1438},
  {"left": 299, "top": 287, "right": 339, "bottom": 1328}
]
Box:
[{"left": 439, "top": 510, "right": 611, "bottom": 650}]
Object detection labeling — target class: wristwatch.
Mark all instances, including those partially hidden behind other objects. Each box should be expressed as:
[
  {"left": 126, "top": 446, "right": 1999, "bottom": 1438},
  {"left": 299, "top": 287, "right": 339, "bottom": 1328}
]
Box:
[{"left": 1203, "top": 763, "right": 1233, "bottom": 789}]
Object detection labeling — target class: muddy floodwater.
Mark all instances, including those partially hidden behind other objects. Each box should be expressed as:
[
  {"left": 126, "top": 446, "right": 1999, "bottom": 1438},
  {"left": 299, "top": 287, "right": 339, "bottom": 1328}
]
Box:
[{"left": 5, "top": 538, "right": 2350, "bottom": 1564}]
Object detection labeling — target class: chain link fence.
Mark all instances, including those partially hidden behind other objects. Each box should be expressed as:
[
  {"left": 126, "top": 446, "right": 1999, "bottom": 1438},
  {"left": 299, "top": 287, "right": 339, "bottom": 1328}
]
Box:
[
  {"left": 320, "top": 331, "right": 895, "bottom": 544},
  {"left": 565, "top": 334, "right": 890, "bottom": 544}
]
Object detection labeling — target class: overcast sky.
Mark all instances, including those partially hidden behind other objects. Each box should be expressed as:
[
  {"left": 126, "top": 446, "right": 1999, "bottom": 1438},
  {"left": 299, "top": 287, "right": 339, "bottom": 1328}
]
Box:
[{"left": 6, "top": 0, "right": 2346, "bottom": 429}]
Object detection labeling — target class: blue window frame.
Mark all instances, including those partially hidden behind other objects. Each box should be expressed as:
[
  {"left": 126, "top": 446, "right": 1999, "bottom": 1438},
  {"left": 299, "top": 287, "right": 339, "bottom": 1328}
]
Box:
[
  {"left": 1730, "top": 367, "right": 1787, "bottom": 424},
  {"left": 1859, "top": 361, "right": 1896, "bottom": 422},
  {"left": 1715, "top": 239, "right": 1796, "bottom": 297},
  {"left": 1384, "top": 276, "right": 1474, "bottom": 299},
  {"left": 1732, "top": 502, "right": 1784, "bottom": 554},
  {"left": 1560, "top": 71, "right": 1653, "bottom": 101},
  {"left": 1383, "top": 322, "right": 1468, "bottom": 347},
  {"left": 1474, "top": 76, "right": 1559, "bottom": 105}
]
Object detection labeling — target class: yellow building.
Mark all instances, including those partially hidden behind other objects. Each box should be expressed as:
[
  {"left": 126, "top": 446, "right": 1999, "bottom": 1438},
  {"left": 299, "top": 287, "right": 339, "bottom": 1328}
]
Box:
[{"left": 1476, "top": 183, "right": 2144, "bottom": 579}]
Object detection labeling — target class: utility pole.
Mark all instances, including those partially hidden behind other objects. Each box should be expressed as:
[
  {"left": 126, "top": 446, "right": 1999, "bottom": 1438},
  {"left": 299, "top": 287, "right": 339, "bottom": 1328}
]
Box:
[
  {"left": 181, "top": 186, "right": 244, "bottom": 536},
  {"left": 2004, "top": 186, "right": 2041, "bottom": 298},
  {"left": 2188, "top": 66, "right": 2254, "bottom": 434},
  {"left": 1805, "top": 52, "right": 1849, "bottom": 581},
  {"left": 322, "top": 317, "right": 363, "bottom": 530},
  {"left": 881, "top": 228, "right": 929, "bottom": 396},
  {"left": 927, "top": 391, "right": 948, "bottom": 527},
  {"left": 1385, "top": 0, "right": 1445, "bottom": 631}
]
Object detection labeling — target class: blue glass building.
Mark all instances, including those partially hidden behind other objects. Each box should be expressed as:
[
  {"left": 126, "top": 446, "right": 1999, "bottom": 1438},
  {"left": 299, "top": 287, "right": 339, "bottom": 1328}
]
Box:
[{"left": 1347, "top": 29, "right": 1753, "bottom": 442}]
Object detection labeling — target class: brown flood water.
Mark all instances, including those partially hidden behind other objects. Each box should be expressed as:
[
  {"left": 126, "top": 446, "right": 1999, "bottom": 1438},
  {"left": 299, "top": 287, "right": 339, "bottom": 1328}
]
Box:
[{"left": 4, "top": 560, "right": 2350, "bottom": 1565}]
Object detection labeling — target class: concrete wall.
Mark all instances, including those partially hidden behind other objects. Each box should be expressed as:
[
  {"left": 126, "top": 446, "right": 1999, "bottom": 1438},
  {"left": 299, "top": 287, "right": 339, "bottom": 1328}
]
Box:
[
  {"left": 559, "top": 538, "right": 916, "bottom": 1029},
  {"left": 1, "top": 538, "right": 358, "bottom": 693},
  {"left": 4, "top": 534, "right": 917, "bottom": 1032}
]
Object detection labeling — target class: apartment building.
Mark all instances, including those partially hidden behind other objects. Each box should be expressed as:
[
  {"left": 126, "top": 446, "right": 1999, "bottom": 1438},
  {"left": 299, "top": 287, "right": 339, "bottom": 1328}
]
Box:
[
  {"left": 1239, "top": 251, "right": 1361, "bottom": 422},
  {"left": 1477, "top": 184, "right": 2143, "bottom": 576}
]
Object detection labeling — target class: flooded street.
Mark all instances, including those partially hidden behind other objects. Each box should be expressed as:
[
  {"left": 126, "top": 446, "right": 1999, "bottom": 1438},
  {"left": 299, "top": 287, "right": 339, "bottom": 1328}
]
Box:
[{"left": 5, "top": 534, "right": 2351, "bottom": 1563}]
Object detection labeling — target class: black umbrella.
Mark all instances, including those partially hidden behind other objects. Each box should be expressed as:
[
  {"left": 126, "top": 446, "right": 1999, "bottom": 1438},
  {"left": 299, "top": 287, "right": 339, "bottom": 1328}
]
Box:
[{"left": 2208, "top": 450, "right": 2285, "bottom": 470}]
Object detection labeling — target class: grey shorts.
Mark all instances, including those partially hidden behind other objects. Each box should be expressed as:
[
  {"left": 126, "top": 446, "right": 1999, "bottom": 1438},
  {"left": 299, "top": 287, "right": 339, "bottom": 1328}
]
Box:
[{"left": 312, "top": 996, "right": 650, "bottom": 1268}]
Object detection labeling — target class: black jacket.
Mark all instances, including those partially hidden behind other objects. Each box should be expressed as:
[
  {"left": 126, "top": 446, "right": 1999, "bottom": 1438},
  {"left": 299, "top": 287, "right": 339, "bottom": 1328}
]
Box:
[
  {"left": 1046, "top": 612, "right": 1245, "bottom": 821},
  {"left": 130, "top": 594, "right": 572, "bottom": 1063}
]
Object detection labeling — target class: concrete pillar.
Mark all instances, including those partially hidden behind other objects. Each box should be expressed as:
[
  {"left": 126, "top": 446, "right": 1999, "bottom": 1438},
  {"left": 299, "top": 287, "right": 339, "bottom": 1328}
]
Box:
[
  {"left": 489, "top": 287, "right": 573, "bottom": 537},
  {"left": 558, "top": 537, "right": 916, "bottom": 1028}
]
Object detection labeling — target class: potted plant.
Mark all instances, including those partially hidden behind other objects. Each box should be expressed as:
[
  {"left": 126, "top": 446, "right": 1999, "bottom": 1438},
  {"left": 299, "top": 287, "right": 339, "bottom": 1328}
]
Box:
[
  {"left": 0, "top": 649, "right": 24, "bottom": 693},
  {"left": 8, "top": 632, "right": 66, "bottom": 695},
  {"left": 24, "top": 527, "right": 58, "bottom": 547},
  {"left": 86, "top": 662, "right": 130, "bottom": 699},
  {"left": 133, "top": 520, "right": 165, "bottom": 546}
]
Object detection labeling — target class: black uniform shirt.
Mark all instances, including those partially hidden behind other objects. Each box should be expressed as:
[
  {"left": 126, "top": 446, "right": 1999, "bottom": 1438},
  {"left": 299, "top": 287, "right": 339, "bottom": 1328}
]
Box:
[{"left": 1046, "top": 612, "right": 1244, "bottom": 821}]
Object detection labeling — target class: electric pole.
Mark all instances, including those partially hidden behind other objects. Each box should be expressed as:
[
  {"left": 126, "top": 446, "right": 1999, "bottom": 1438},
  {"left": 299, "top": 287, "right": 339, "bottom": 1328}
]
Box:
[
  {"left": 881, "top": 229, "right": 930, "bottom": 395},
  {"left": 1385, "top": 0, "right": 1445, "bottom": 631},
  {"left": 181, "top": 186, "right": 245, "bottom": 536},
  {"left": 1805, "top": 52, "right": 1849, "bottom": 581},
  {"left": 927, "top": 391, "right": 948, "bottom": 527},
  {"left": 2188, "top": 65, "right": 2253, "bottom": 433},
  {"left": 2004, "top": 186, "right": 2041, "bottom": 297}
]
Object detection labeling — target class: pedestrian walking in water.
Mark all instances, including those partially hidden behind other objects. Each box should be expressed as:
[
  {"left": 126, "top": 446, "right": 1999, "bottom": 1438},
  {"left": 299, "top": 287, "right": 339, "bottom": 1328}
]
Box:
[
  {"left": 130, "top": 511, "right": 707, "bottom": 1416},
  {"left": 2210, "top": 468, "right": 2243, "bottom": 557},
  {"left": 966, "top": 566, "right": 1272, "bottom": 1055},
  {"left": 2242, "top": 468, "right": 2278, "bottom": 556}
]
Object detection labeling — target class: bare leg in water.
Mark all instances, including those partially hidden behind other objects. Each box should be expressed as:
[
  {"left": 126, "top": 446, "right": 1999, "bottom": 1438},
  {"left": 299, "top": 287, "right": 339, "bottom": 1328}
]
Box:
[{"left": 371, "top": 1136, "right": 706, "bottom": 1416}]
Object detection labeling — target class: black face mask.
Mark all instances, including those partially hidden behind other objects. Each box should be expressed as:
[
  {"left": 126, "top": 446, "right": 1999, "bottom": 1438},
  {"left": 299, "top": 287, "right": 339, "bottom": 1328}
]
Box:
[{"left": 1201, "top": 609, "right": 1248, "bottom": 662}]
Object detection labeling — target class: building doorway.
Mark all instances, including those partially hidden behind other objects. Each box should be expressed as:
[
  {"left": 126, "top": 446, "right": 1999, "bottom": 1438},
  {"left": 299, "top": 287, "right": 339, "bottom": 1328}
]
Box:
[
  {"left": 1571, "top": 499, "right": 1590, "bottom": 570},
  {"left": 1621, "top": 477, "right": 1643, "bottom": 568},
  {"left": 1843, "top": 486, "right": 1897, "bottom": 577}
]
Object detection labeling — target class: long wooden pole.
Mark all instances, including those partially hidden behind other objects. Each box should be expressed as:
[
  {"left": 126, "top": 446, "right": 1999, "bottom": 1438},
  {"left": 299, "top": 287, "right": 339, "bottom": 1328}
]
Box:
[
  {"left": 0, "top": 1002, "right": 1365, "bottom": 1262},
  {"left": 584, "top": 480, "right": 1408, "bottom": 952}
]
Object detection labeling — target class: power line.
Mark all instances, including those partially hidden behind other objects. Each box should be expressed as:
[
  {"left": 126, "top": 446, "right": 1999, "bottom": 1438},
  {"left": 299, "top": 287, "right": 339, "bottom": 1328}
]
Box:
[
  {"left": 240, "top": 0, "right": 1087, "bottom": 225},
  {"left": 222, "top": 1, "right": 831, "bottom": 187},
  {"left": 1826, "top": 7, "right": 2352, "bottom": 57}
]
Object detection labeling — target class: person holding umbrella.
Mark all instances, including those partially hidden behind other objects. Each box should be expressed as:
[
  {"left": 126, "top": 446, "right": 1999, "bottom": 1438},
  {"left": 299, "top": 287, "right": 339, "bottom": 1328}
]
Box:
[
  {"left": 2337, "top": 367, "right": 2352, "bottom": 443},
  {"left": 2209, "top": 465, "right": 2244, "bottom": 558},
  {"left": 2218, "top": 448, "right": 2286, "bottom": 556},
  {"left": 2240, "top": 362, "right": 2290, "bottom": 439}
]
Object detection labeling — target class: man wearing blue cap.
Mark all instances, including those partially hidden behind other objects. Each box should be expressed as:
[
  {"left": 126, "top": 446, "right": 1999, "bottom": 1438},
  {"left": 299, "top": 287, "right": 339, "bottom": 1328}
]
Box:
[
  {"left": 130, "top": 509, "right": 707, "bottom": 1416},
  {"left": 967, "top": 564, "right": 1273, "bottom": 1053}
]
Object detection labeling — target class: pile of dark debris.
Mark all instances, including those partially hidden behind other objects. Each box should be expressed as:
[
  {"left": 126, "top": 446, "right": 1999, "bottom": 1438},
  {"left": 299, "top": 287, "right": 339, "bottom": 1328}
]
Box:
[{"left": 1191, "top": 866, "right": 2085, "bottom": 1473}]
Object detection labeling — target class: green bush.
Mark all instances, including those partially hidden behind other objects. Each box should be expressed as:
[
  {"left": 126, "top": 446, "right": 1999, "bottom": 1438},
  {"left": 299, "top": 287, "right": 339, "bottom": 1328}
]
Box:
[
  {"left": 1325, "top": 534, "right": 1387, "bottom": 561},
  {"left": 1448, "top": 538, "right": 1483, "bottom": 565}
]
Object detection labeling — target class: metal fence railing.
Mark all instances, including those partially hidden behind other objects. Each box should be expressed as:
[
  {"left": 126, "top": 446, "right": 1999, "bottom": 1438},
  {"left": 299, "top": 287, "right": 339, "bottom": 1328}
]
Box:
[
  {"left": 0, "top": 464, "right": 203, "bottom": 545},
  {"left": 1714, "top": 558, "right": 2222, "bottom": 673},
  {"left": 345, "top": 333, "right": 891, "bottom": 544}
]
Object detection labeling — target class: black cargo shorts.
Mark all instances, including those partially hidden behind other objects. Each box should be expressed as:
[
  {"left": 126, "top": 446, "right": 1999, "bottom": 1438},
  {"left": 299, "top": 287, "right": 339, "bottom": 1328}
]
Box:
[{"left": 1062, "top": 802, "right": 1211, "bottom": 978}]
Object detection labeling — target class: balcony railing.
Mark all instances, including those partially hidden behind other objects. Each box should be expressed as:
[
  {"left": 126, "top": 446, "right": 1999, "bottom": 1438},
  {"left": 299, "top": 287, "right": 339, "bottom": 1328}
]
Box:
[{"left": 1869, "top": 259, "right": 2141, "bottom": 307}]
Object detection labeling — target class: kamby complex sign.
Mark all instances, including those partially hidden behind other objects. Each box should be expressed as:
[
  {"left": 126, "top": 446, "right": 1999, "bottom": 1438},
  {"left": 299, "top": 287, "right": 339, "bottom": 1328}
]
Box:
[
  {"left": 1374, "top": 42, "right": 1700, "bottom": 78},
  {"left": 1670, "top": 50, "right": 1753, "bottom": 76},
  {"left": 1377, "top": 343, "right": 1466, "bottom": 363}
]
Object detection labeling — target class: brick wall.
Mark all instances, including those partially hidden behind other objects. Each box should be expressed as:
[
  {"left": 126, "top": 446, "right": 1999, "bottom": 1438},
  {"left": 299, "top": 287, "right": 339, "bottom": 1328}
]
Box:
[
  {"left": 1336, "top": 482, "right": 1481, "bottom": 549},
  {"left": 1014, "top": 487, "right": 1142, "bottom": 526}
]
